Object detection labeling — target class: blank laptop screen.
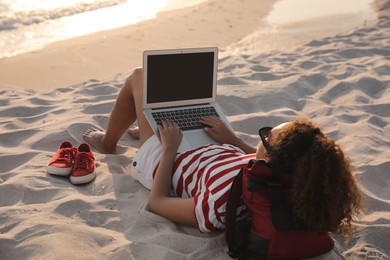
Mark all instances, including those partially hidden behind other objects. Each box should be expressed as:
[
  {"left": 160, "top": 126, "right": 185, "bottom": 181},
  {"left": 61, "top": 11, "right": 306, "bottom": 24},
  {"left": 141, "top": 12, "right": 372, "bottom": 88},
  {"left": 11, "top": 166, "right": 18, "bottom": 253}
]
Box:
[{"left": 146, "top": 52, "right": 214, "bottom": 104}]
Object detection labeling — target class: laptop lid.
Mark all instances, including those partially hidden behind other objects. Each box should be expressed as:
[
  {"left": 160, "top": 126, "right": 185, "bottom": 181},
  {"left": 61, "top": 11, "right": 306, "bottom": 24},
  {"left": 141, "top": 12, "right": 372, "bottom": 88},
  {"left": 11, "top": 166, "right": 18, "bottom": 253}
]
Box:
[{"left": 143, "top": 47, "right": 218, "bottom": 109}]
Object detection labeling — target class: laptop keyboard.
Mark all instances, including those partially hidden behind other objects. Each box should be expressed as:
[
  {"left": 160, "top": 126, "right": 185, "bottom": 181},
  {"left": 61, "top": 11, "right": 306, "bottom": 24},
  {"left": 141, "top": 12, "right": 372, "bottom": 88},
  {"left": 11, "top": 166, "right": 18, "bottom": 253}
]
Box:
[{"left": 152, "top": 106, "right": 219, "bottom": 130}]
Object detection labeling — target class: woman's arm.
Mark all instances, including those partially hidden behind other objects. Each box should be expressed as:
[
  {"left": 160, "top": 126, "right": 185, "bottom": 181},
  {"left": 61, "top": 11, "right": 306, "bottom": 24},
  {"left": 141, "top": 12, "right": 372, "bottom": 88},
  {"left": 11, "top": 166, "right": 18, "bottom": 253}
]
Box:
[
  {"left": 148, "top": 120, "right": 197, "bottom": 227},
  {"left": 200, "top": 116, "right": 256, "bottom": 154}
]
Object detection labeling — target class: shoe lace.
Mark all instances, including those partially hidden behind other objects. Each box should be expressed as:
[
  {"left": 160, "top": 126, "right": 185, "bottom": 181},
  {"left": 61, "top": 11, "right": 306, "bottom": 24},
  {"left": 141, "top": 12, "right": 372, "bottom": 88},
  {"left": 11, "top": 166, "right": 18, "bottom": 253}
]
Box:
[
  {"left": 74, "top": 153, "right": 91, "bottom": 170},
  {"left": 58, "top": 148, "right": 76, "bottom": 163}
]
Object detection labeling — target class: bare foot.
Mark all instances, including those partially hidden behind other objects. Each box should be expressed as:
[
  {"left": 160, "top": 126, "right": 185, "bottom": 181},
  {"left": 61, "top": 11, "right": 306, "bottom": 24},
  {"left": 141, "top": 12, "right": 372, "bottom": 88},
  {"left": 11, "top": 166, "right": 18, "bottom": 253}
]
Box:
[
  {"left": 83, "top": 127, "right": 116, "bottom": 154},
  {"left": 128, "top": 126, "right": 140, "bottom": 139}
]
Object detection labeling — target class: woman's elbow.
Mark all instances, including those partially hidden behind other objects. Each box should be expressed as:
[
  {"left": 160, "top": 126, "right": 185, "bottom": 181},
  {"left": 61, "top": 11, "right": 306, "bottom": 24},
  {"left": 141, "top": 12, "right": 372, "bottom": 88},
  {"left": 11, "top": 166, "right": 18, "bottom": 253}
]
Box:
[{"left": 148, "top": 195, "right": 161, "bottom": 214}]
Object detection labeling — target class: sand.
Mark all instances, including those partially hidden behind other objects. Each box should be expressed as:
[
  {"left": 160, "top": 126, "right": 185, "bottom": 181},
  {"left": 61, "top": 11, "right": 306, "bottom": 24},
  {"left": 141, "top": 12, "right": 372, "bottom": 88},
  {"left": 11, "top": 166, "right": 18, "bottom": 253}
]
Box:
[
  {"left": 0, "top": 0, "right": 277, "bottom": 90},
  {"left": 0, "top": 0, "right": 389, "bottom": 259}
]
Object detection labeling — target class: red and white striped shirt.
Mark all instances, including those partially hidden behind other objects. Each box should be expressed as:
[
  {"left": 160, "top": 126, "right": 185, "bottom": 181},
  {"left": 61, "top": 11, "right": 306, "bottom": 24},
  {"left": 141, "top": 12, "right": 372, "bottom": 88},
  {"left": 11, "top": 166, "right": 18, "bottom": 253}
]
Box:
[{"left": 170, "top": 144, "right": 255, "bottom": 232}]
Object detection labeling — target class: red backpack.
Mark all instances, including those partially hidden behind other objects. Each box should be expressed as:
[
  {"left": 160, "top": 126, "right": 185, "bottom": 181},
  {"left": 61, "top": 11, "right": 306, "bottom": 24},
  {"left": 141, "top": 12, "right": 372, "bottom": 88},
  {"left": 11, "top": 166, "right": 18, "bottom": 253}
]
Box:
[{"left": 225, "top": 159, "right": 334, "bottom": 259}]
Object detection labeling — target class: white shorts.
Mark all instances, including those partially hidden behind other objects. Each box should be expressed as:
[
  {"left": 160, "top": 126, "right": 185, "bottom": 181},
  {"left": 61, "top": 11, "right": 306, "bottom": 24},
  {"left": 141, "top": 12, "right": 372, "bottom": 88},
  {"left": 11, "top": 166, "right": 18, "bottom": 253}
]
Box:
[{"left": 129, "top": 135, "right": 162, "bottom": 190}]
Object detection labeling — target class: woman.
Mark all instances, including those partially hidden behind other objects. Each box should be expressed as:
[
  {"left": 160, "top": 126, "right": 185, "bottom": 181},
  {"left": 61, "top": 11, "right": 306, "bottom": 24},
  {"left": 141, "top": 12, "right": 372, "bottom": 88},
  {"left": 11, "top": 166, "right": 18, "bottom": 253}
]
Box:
[{"left": 83, "top": 68, "right": 361, "bottom": 248}]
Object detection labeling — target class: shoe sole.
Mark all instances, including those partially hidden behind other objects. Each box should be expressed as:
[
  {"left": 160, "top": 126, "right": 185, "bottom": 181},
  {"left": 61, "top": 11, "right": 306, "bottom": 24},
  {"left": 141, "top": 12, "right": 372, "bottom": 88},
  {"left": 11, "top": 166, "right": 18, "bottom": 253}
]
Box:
[
  {"left": 47, "top": 166, "right": 72, "bottom": 176},
  {"left": 70, "top": 172, "right": 96, "bottom": 185}
]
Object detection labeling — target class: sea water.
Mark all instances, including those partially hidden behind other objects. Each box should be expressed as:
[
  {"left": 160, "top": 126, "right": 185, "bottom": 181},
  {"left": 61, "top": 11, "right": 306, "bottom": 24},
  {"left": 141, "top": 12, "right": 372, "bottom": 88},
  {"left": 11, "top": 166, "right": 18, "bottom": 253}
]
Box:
[
  {"left": 0, "top": 0, "right": 376, "bottom": 59},
  {"left": 0, "top": 0, "right": 205, "bottom": 58}
]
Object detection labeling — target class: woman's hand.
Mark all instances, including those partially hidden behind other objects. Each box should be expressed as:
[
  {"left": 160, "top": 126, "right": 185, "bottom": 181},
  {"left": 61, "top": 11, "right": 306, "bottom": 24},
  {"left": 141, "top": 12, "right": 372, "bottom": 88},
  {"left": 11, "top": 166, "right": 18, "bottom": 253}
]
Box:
[
  {"left": 200, "top": 116, "right": 239, "bottom": 145},
  {"left": 200, "top": 116, "right": 256, "bottom": 154},
  {"left": 158, "top": 120, "right": 183, "bottom": 153}
]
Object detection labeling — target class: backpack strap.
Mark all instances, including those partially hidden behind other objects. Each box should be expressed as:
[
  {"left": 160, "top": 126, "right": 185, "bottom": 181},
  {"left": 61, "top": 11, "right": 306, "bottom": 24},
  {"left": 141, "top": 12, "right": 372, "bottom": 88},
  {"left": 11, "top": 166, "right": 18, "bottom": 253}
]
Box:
[
  {"left": 225, "top": 168, "right": 243, "bottom": 258},
  {"left": 267, "top": 167, "right": 307, "bottom": 231},
  {"left": 246, "top": 163, "right": 306, "bottom": 231},
  {"left": 267, "top": 181, "right": 283, "bottom": 204}
]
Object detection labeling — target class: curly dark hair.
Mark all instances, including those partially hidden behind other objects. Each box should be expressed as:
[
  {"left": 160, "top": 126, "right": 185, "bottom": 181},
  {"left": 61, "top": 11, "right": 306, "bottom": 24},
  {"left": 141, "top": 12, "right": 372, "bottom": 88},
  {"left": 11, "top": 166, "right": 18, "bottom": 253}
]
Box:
[{"left": 267, "top": 118, "right": 361, "bottom": 237}]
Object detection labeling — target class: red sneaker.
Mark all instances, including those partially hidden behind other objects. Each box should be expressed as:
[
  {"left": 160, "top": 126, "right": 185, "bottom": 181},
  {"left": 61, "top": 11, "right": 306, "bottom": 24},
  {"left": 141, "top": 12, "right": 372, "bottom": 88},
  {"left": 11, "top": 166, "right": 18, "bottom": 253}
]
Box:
[
  {"left": 70, "top": 143, "right": 96, "bottom": 185},
  {"left": 47, "top": 141, "right": 76, "bottom": 176}
]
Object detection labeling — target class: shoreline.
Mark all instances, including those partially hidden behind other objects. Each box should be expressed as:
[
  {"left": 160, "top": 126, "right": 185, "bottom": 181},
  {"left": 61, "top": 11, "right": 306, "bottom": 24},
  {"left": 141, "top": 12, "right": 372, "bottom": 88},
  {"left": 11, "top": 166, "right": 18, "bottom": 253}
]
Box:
[
  {"left": 0, "top": 0, "right": 379, "bottom": 91},
  {"left": 0, "top": 0, "right": 276, "bottom": 91}
]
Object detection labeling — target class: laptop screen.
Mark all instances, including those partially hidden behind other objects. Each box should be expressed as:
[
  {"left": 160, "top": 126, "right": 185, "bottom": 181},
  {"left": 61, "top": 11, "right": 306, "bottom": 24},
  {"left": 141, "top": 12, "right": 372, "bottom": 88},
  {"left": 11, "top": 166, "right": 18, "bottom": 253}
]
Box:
[{"left": 146, "top": 52, "right": 215, "bottom": 104}]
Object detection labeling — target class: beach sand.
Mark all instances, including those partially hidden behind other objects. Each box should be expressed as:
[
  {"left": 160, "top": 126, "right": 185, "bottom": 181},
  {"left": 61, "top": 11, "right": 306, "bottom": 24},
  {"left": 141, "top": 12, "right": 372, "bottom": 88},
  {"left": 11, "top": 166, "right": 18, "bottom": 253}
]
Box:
[
  {"left": 0, "top": 0, "right": 278, "bottom": 90},
  {"left": 0, "top": 0, "right": 389, "bottom": 259}
]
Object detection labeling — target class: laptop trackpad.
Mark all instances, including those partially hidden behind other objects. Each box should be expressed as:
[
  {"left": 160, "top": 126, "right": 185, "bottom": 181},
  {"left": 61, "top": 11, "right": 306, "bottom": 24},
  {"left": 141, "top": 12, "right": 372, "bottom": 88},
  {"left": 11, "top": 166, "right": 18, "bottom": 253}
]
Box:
[{"left": 178, "top": 130, "right": 217, "bottom": 153}]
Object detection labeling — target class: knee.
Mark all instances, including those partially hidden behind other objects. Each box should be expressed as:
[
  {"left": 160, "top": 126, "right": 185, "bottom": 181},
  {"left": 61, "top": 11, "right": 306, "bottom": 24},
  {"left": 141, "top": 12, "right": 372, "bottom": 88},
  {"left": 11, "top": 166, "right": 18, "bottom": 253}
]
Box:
[
  {"left": 131, "top": 67, "right": 143, "bottom": 84},
  {"left": 133, "top": 67, "right": 143, "bottom": 79},
  {"left": 124, "top": 67, "right": 143, "bottom": 91}
]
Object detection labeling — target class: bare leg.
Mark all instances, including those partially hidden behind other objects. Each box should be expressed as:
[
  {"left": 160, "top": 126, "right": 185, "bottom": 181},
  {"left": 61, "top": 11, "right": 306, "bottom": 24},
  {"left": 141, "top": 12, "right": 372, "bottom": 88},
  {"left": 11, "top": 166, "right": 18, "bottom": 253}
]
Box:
[{"left": 83, "top": 68, "right": 153, "bottom": 153}]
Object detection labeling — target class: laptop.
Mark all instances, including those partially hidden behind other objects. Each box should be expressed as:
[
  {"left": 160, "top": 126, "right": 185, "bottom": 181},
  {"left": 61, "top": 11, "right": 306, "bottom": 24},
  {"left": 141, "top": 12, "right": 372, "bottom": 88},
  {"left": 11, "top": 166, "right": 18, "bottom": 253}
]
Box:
[{"left": 143, "top": 47, "right": 232, "bottom": 153}]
